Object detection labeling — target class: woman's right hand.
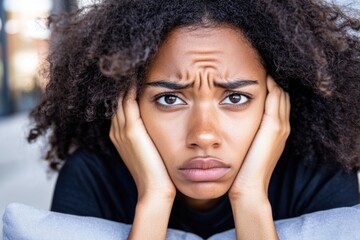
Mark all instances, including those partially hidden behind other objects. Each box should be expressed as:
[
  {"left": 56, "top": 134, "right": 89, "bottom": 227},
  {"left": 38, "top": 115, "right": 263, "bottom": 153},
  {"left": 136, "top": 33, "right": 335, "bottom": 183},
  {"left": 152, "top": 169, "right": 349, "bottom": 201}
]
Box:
[
  {"left": 109, "top": 87, "right": 176, "bottom": 201},
  {"left": 110, "top": 88, "right": 176, "bottom": 239}
]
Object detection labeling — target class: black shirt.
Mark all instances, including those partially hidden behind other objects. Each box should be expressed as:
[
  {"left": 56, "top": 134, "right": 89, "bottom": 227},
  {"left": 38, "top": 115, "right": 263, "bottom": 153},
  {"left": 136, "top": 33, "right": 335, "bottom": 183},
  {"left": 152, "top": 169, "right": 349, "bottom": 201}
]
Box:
[{"left": 51, "top": 148, "right": 359, "bottom": 238}]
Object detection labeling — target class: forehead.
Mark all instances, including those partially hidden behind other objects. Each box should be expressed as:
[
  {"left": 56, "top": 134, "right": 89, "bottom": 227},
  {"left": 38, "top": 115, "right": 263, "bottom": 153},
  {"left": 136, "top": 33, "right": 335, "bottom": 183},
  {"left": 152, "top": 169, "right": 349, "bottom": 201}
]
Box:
[
  {"left": 147, "top": 25, "right": 265, "bottom": 80},
  {"left": 164, "top": 25, "right": 254, "bottom": 52}
]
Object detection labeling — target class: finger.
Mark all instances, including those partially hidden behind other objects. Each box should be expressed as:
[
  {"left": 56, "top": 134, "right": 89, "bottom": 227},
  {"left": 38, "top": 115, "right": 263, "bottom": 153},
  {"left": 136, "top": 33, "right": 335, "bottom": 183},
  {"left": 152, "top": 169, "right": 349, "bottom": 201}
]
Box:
[
  {"left": 110, "top": 94, "right": 125, "bottom": 143},
  {"left": 285, "top": 93, "right": 291, "bottom": 133},
  {"left": 278, "top": 88, "right": 289, "bottom": 123},
  {"left": 286, "top": 93, "right": 291, "bottom": 119},
  {"left": 123, "top": 87, "right": 140, "bottom": 129},
  {"left": 116, "top": 94, "right": 126, "bottom": 130},
  {"left": 116, "top": 94, "right": 126, "bottom": 128},
  {"left": 266, "top": 74, "right": 277, "bottom": 92},
  {"left": 264, "top": 75, "right": 281, "bottom": 118},
  {"left": 279, "top": 89, "right": 287, "bottom": 121}
]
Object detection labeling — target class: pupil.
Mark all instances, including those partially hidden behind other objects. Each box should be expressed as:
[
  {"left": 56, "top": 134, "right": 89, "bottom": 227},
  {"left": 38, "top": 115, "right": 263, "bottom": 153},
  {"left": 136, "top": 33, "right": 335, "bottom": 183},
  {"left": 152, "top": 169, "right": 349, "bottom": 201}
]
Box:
[
  {"left": 230, "top": 94, "right": 241, "bottom": 103},
  {"left": 165, "top": 96, "right": 177, "bottom": 104}
]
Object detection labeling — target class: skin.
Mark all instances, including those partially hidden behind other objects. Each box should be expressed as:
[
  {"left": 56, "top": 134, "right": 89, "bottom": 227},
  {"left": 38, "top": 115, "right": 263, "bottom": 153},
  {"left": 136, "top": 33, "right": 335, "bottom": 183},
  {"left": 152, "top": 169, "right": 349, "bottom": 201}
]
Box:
[
  {"left": 139, "top": 26, "right": 267, "bottom": 209},
  {"left": 110, "top": 25, "right": 290, "bottom": 239}
]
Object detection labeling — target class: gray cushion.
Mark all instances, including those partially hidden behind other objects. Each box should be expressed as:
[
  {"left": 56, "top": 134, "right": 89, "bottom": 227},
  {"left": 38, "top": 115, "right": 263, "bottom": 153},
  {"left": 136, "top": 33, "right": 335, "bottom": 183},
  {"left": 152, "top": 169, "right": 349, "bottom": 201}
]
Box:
[{"left": 3, "top": 203, "right": 360, "bottom": 240}]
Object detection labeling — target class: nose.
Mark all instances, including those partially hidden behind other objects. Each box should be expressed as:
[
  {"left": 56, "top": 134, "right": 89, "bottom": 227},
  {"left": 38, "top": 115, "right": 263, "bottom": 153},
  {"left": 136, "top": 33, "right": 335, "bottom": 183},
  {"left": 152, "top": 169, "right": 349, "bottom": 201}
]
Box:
[{"left": 186, "top": 104, "right": 222, "bottom": 150}]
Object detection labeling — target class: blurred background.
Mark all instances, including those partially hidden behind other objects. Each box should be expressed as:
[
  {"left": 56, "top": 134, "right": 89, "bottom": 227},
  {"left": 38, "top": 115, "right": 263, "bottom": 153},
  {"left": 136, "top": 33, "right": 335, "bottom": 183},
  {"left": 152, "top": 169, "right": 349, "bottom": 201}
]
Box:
[
  {"left": 0, "top": 0, "right": 359, "bottom": 238},
  {"left": 0, "top": 0, "right": 98, "bottom": 237}
]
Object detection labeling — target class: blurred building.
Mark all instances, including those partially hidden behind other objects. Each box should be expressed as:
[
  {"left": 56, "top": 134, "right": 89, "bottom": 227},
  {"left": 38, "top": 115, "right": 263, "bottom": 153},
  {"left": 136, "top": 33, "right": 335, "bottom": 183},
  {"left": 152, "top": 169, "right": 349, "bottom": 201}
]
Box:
[
  {"left": 0, "top": 0, "right": 87, "bottom": 117},
  {"left": 0, "top": 1, "right": 95, "bottom": 239}
]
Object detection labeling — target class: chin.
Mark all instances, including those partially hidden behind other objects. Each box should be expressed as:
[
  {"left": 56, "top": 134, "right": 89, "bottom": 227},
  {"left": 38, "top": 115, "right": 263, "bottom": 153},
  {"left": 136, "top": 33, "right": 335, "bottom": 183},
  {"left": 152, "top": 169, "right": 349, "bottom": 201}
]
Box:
[{"left": 177, "top": 182, "right": 230, "bottom": 200}]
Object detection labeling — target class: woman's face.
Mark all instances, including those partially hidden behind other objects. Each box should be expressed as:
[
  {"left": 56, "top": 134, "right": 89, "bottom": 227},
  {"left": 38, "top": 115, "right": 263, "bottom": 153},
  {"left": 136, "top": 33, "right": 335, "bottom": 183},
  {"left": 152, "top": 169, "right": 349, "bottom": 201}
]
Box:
[{"left": 139, "top": 26, "right": 267, "bottom": 209}]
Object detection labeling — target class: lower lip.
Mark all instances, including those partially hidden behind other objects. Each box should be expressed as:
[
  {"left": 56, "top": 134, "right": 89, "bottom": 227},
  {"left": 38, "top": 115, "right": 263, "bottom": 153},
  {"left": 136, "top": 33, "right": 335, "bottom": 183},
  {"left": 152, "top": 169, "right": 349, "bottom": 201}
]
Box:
[{"left": 178, "top": 168, "right": 230, "bottom": 182}]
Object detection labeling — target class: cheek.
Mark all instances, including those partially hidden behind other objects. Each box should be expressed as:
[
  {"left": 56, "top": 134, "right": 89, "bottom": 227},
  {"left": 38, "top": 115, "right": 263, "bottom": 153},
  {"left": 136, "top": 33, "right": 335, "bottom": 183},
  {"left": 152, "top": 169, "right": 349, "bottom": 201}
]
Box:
[
  {"left": 146, "top": 121, "right": 180, "bottom": 161},
  {"left": 223, "top": 103, "right": 265, "bottom": 162},
  {"left": 139, "top": 103, "right": 183, "bottom": 166}
]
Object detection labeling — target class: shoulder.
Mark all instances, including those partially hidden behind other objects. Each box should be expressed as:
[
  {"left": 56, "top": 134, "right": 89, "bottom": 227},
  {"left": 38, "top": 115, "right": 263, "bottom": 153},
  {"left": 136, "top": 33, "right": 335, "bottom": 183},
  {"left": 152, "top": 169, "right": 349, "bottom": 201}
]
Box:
[
  {"left": 270, "top": 156, "right": 359, "bottom": 219},
  {"left": 55, "top": 147, "right": 133, "bottom": 190},
  {"left": 58, "top": 147, "right": 130, "bottom": 179},
  {"left": 51, "top": 147, "right": 136, "bottom": 219},
  {"left": 50, "top": 148, "right": 106, "bottom": 216},
  {"left": 59, "top": 148, "right": 107, "bottom": 176},
  {"left": 52, "top": 148, "right": 114, "bottom": 204}
]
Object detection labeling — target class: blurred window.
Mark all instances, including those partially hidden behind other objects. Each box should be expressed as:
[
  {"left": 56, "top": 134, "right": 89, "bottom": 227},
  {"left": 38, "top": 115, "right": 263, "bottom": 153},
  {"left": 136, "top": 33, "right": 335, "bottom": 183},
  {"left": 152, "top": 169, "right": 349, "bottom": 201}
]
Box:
[
  {"left": 0, "top": 5, "right": 10, "bottom": 116},
  {"left": 1, "top": 0, "right": 52, "bottom": 115},
  {"left": 0, "top": 0, "right": 98, "bottom": 117}
]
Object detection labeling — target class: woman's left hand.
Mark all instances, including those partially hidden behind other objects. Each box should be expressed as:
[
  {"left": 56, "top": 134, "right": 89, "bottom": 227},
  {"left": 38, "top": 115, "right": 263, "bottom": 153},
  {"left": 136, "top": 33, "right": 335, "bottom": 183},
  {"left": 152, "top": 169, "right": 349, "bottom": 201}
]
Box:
[
  {"left": 229, "top": 75, "right": 291, "bottom": 199},
  {"left": 228, "top": 75, "right": 290, "bottom": 240}
]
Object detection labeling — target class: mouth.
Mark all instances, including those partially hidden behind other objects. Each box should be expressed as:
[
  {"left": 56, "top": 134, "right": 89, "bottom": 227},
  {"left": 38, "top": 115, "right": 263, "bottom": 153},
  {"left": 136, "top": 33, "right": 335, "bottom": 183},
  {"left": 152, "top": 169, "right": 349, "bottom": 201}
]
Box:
[{"left": 178, "top": 157, "right": 231, "bottom": 182}]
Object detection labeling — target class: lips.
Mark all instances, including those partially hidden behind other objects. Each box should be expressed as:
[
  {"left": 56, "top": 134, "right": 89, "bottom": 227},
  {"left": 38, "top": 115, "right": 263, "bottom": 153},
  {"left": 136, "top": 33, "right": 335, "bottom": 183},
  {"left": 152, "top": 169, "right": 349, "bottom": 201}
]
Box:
[{"left": 178, "top": 158, "right": 230, "bottom": 182}]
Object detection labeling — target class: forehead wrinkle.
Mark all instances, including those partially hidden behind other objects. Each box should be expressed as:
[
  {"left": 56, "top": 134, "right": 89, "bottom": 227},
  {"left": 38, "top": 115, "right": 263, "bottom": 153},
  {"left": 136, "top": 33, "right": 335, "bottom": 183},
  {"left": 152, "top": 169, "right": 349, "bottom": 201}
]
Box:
[
  {"left": 205, "top": 67, "right": 216, "bottom": 89},
  {"left": 189, "top": 52, "right": 222, "bottom": 66},
  {"left": 188, "top": 67, "right": 218, "bottom": 91},
  {"left": 190, "top": 58, "right": 222, "bottom": 85},
  {"left": 205, "top": 70, "right": 213, "bottom": 90},
  {"left": 187, "top": 49, "right": 222, "bottom": 55},
  {"left": 192, "top": 60, "right": 222, "bottom": 70},
  {"left": 186, "top": 50, "right": 224, "bottom": 84},
  {"left": 177, "top": 63, "right": 220, "bottom": 81}
]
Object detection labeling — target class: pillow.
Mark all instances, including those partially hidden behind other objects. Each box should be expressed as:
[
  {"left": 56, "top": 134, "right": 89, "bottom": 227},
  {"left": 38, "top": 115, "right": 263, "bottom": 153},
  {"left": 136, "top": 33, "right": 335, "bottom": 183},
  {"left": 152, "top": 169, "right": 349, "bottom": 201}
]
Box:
[
  {"left": 3, "top": 203, "right": 360, "bottom": 240},
  {"left": 2, "top": 203, "right": 201, "bottom": 240},
  {"left": 210, "top": 204, "right": 360, "bottom": 240}
]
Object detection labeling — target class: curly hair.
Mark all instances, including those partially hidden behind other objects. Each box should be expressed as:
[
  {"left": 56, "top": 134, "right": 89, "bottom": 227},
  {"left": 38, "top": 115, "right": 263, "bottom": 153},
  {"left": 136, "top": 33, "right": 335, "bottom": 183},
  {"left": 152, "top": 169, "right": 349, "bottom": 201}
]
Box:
[{"left": 28, "top": 0, "right": 360, "bottom": 171}]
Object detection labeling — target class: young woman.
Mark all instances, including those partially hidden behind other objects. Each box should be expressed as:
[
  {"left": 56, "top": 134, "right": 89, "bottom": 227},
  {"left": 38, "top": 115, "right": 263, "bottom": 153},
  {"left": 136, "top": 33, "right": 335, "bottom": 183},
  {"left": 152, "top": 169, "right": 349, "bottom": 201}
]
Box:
[{"left": 28, "top": 0, "right": 360, "bottom": 239}]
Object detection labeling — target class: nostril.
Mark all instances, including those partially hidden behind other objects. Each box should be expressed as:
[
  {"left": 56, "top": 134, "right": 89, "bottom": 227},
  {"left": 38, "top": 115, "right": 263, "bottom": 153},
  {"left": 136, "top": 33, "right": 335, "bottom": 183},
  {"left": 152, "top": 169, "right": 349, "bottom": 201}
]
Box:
[
  {"left": 213, "top": 142, "right": 221, "bottom": 148},
  {"left": 187, "top": 132, "right": 222, "bottom": 149},
  {"left": 189, "top": 143, "right": 198, "bottom": 148}
]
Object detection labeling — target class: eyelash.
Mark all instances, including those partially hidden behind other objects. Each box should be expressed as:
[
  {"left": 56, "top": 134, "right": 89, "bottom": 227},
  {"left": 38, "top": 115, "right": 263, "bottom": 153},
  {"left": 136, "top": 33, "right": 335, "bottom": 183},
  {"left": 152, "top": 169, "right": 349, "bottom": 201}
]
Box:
[
  {"left": 153, "top": 92, "right": 185, "bottom": 108},
  {"left": 220, "top": 92, "right": 253, "bottom": 108},
  {"left": 153, "top": 91, "right": 253, "bottom": 109}
]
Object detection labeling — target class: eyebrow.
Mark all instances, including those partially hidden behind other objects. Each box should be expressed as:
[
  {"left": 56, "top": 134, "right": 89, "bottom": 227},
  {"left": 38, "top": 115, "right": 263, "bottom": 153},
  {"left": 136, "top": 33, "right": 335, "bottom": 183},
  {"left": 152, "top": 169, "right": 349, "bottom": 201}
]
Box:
[
  {"left": 146, "top": 81, "right": 191, "bottom": 90},
  {"left": 146, "top": 79, "right": 258, "bottom": 90},
  {"left": 214, "top": 80, "right": 258, "bottom": 89}
]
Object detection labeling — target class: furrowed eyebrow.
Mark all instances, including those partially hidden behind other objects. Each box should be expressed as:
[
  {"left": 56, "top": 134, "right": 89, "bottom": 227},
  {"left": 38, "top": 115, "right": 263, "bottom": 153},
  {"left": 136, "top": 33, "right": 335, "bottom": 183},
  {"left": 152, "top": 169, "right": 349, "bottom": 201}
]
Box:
[
  {"left": 146, "top": 81, "right": 191, "bottom": 90},
  {"left": 214, "top": 80, "right": 258, "bottom": 89},
  {"left": 145, "top": 79, "right": 258, "bottom": 90}
]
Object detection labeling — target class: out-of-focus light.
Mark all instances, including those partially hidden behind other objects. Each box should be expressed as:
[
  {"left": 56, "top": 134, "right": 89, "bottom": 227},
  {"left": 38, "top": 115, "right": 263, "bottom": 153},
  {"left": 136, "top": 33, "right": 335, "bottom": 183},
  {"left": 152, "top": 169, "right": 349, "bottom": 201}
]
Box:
[
  {"left": 0, "top": 19, "right": 2, "bottom": 32},
  {"left": 78, "top": 0, "right": 102, "bottom": 8},
  {"left": 4, "top": 0, "right": 53, "bottom": 13},
  {"left": 14, "top": 51, "right": 39, "bottom": 74},
  {"left": 5, "top": 19, "right": 20, "bottom": 34},
  {"left": 24, "top": 20, "right": 50, "bottom": 39},
  {"left": 13, "top": 50, "right": 40, "bottom": 91},
  {"left": 332, "top": 0, "right": 360, "bottom": 9}
]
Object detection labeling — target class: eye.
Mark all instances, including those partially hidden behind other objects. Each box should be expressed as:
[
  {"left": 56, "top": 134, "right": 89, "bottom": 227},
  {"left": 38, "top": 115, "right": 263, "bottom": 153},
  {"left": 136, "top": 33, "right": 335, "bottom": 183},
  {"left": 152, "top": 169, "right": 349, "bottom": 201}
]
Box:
[
  {"left": 156, "top": 94, "right": 186, "bottom": 106},
  {"left": 220, "top": 93, "right": 250, "bottom": 105}
]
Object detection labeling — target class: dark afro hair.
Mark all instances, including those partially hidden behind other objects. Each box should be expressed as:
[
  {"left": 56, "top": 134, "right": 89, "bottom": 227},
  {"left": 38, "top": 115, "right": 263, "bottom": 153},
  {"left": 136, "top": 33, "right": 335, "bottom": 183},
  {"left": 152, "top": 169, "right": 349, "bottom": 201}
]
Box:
[{"left": 28, "top": 0, "right": 360, "bottom": 171}]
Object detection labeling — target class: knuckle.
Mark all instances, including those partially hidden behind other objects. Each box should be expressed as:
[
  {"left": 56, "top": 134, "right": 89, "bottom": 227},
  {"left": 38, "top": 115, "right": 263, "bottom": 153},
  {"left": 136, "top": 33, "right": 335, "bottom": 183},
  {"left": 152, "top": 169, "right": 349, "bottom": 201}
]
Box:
[
  {"left": 270, "top": 120, "right": 281, "bottom": 132},
  {"left": 123, "top": 127, "right": 137, "bottom": 140},
  {"left": 109, "top": 131, "right": 115, "bottom": 142},
  {"left": 273, "top": 124, "right": 281, "bottom": 133},
  {"left": 281, "top": 127, "right": 288, "bottom": 136},
  {"left": 271, "top": 120, "right": 290, "bottom": 137},
  {"left": 286, "top": 125, "right": 291, "bottom": 135},
  {"left": 109, "top": 131, "right": 123, "bottom": 148},
  {"left": 109, "top": 129, "right": 116, "bottom": 142},
  {"left": 272, "top": 86, "right": 282, "bottom": 94}
]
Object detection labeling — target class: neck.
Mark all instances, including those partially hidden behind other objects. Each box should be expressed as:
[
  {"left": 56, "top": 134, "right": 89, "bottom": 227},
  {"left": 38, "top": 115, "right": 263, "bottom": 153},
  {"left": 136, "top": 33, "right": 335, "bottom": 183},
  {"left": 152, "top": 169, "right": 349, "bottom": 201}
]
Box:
[{"left": 178, "top": 192, "right": 225, "bottom": 211}]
